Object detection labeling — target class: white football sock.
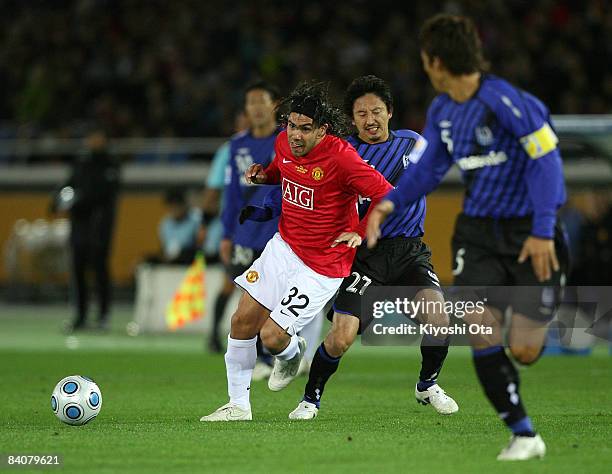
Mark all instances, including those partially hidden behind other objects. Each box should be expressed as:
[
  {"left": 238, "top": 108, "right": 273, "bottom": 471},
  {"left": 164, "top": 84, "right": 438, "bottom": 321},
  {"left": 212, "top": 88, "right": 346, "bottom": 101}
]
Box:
[
  {"left": 275, "top": 334, "right": 300, "bottom": 361},
  {"left": 299, "top": 311, "right": 323, "bottom": 362},
  {"left": 225, "top": 335, "right": 257, "bottom": 410}
]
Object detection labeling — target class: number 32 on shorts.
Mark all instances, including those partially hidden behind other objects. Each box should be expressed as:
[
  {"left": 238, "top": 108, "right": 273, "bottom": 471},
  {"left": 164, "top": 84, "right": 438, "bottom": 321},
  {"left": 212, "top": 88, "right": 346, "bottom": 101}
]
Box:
[{"left": 280, "top": 287, "right": 310, "bottom": 318}]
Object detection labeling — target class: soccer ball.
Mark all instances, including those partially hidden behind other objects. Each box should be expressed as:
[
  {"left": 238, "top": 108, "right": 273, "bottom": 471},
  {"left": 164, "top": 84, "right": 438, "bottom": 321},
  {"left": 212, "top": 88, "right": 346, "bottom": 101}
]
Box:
[{"left": 51, "top": 375, "right": 102, "bottom": 425}]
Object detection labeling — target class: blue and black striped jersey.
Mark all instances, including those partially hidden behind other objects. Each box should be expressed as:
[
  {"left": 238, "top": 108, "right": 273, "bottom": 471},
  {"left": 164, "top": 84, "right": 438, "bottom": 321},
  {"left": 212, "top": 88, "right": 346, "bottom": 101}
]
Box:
[
  {"left": 387, "top": 75, "right": 566, "bottom": 238},
  {"left": 348, "top": 130, "right": 426, "bottom": 238},
  {"left": 221, "top": 128, "right": 281, "bottom": 250}
]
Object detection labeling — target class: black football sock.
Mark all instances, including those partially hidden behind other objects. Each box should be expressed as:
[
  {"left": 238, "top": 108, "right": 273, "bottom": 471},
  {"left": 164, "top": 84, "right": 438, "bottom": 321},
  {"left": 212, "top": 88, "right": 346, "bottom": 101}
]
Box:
[
  {"left": 417, "top": 334, "right": 450, "bottom": 391},
  {"left": 472, "top": 346, "right": 535, "bottom": 436},
  {"left": 303, "top": 343, "right": 341, "bottom": 408}
]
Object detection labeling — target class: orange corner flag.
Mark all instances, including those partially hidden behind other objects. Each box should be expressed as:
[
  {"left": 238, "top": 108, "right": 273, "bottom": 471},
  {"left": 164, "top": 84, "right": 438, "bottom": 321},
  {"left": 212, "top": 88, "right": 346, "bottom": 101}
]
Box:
[{"left": 166, "top": 253, "right": 206, "bottom": 330}]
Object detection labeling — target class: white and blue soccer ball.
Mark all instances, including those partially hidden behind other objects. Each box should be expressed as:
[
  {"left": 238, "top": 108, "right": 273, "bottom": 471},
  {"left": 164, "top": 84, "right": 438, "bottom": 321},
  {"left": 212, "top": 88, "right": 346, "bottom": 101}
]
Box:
[{"left": 51, "top": 375, "right": 102, "bottom": 425}]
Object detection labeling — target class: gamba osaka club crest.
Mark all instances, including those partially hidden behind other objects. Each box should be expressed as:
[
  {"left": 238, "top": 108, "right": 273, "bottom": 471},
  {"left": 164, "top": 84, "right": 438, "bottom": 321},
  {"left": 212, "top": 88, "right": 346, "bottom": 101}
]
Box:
[{"left": 475, "top": 125, "right": 494, "bottom": 146}]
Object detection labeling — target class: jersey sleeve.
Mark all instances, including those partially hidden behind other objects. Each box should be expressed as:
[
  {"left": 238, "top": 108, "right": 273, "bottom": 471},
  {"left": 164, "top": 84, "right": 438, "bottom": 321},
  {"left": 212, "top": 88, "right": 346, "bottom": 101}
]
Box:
[
  {"left": 338, "top": 148, "right": 393, "bottom": 236},
  {"left": 385, "top": 102, "right": 453, "bottom": 211},
  {"left": 525, "top": 145, "right": 565, "bottom": 238},
  {"left": 220, "top": 150, "right": 244, "bottom": 240},
  {"left": 339, "top": 147, "right": 392, "bottom": 199},
  {"left": 207, "top": 142, "right": 230, "bottom": 189},
  {"left": 490, "top": 87, "right": 565, "bottom": 238}
]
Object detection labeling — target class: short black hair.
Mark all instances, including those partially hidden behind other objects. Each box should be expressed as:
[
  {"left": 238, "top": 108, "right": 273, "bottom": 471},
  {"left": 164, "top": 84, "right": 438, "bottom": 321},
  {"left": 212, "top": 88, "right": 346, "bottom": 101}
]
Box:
[
  {"left": 244, "top": 79, "right": 280, "bottom": 102},
  {"left": 343, "top": 75, "right": 393, "bottom": 117},
  {"left": 277, "top": 81, "right": 353, "bottom": 138},
  {"left": 419, "top": 14, "right": 488, "bottom": 75}
]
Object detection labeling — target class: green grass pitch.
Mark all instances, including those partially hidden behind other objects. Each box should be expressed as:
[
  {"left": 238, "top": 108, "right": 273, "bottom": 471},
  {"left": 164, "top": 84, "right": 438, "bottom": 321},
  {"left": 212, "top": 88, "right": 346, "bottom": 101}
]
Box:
[{"left": 1, "top": 304, "right": 610, "bottom": 473}]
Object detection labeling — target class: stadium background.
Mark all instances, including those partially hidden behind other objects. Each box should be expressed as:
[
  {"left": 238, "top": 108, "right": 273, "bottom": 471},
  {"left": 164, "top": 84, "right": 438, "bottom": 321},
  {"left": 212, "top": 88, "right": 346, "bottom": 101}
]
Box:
[
  {"left": 0, "top": 0, "right": 610, "bottom": 290},
  {"left": 0, "top": 1, "right": 610, "bottom": 473}
]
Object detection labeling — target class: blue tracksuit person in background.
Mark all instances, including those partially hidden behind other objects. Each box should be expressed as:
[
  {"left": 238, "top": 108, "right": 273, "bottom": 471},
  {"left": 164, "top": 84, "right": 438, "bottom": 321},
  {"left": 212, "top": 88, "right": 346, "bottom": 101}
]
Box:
[{"left": 213, "top": 81, "right": 280, "bottom": 378}]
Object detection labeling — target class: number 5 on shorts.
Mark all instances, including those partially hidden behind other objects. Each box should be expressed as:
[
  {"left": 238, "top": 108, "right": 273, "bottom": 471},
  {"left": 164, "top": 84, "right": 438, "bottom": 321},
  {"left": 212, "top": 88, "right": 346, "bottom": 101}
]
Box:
[{"left": 452, "top": 248, "right": 466, "bottom": 276}]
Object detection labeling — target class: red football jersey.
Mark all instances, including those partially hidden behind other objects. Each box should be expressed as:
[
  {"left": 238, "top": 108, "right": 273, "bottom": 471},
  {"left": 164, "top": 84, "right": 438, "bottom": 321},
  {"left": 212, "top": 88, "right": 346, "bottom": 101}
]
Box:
[{"left": 264, "top": 130, "right": 392, "bottom": 278}]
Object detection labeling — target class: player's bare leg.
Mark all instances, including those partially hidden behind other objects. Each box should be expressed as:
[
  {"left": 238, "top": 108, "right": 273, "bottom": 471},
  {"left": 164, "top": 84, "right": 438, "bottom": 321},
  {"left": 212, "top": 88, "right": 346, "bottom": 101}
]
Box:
[
  {"left": 464, "top": 305, "right": 504, "bottom": 349},
  {"left": 325, "top": 312, "right": 360, "bottom": 357},
  {"left": 508, "top": 313, "right": 549, "bottom": 365},
  {"left": 260, "top": 318, "right": 306, "bottom": 391},
  {"left": 200, "top": 292, "right": 269, "bottom": 421},
  {"left": 413, "top": 289, "right": 458, "bottom": 414}
]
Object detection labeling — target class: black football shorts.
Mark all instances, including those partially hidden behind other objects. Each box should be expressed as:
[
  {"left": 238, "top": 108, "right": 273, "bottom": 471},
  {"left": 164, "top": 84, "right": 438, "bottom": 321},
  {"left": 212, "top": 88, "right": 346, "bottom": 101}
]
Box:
[
  {"left": 451, "top": 213, "right": 570, "bottom": 322},
  {"left": 227, "top": 244, "right": 263, "bottom": 280},
  {"left": 331, "top": 237, "right": 441, "bottom": 334}
]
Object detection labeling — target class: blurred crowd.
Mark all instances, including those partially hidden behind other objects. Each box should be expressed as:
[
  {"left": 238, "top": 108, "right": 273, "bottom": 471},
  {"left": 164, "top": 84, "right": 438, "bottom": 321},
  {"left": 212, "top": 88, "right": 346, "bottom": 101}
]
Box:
[{"left": 0, "top": 0, "right": 610, "bottom": 141}]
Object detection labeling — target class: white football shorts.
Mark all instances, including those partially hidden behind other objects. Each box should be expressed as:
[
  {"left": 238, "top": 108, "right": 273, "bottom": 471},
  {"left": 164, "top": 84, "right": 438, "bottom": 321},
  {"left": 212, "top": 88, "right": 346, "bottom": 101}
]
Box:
[{"left": 235, "top": 233, "right": 342, "bottom": 336}]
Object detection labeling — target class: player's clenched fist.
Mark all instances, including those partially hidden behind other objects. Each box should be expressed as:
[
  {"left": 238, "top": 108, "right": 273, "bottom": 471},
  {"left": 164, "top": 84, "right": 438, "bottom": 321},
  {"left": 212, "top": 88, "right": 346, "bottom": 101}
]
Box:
[{"left": 245, "top": 164, "right": 267, "bottom": 184}]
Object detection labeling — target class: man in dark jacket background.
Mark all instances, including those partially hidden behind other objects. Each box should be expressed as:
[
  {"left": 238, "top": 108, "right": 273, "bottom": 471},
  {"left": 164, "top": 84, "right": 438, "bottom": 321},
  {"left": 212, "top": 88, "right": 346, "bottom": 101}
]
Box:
[{"left": 53, "top": 129, "right": 120, "bottom": 332}]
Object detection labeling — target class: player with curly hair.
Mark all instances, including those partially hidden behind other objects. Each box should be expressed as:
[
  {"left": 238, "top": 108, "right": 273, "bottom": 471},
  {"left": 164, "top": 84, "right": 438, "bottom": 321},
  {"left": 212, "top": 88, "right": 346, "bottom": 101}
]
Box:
[{"left": 201, "top": 81, "right": 392, "bottom": 422}]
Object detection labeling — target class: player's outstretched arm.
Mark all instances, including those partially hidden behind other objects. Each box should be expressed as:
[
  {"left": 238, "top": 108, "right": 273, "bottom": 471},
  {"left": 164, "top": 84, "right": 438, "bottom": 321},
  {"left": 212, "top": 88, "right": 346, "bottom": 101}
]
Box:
[
  {"left": 366, "top": 200, "right": 394, "bottom": 248},
  {"left": 339, "top": 149, "right": 393, "bottom": 240}
]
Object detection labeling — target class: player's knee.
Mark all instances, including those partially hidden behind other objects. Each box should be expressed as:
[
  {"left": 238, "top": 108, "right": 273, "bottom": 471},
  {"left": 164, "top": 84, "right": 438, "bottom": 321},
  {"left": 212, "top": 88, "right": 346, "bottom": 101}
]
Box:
[
  {"left": 509, "top": 345, "right": 542, "bottom": 365},
  {"left": 229, "top": 310, "right": 258, "bottom": 339},
  {"left": 259, "top": 321, "right": 288, "bottom": 353}
]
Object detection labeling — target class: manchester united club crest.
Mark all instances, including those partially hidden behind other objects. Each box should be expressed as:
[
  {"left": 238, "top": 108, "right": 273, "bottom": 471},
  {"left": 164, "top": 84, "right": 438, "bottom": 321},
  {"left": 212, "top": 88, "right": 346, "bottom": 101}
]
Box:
[
  {"left": 245, "top": 270, "right": 259, "bottom": 284},
  {"left": 311, "top": 167, "right": 324, "bottom": 181}
]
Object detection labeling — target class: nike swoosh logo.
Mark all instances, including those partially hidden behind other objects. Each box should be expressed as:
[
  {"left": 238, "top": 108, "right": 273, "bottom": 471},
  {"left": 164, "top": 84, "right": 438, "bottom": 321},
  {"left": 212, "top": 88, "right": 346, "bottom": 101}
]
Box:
[
  {"left": 283, "top": 159, "right": 292, "bottom": 163},
  {"left": 227, "top": 410, "right": 247, "bottom": 420}
]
